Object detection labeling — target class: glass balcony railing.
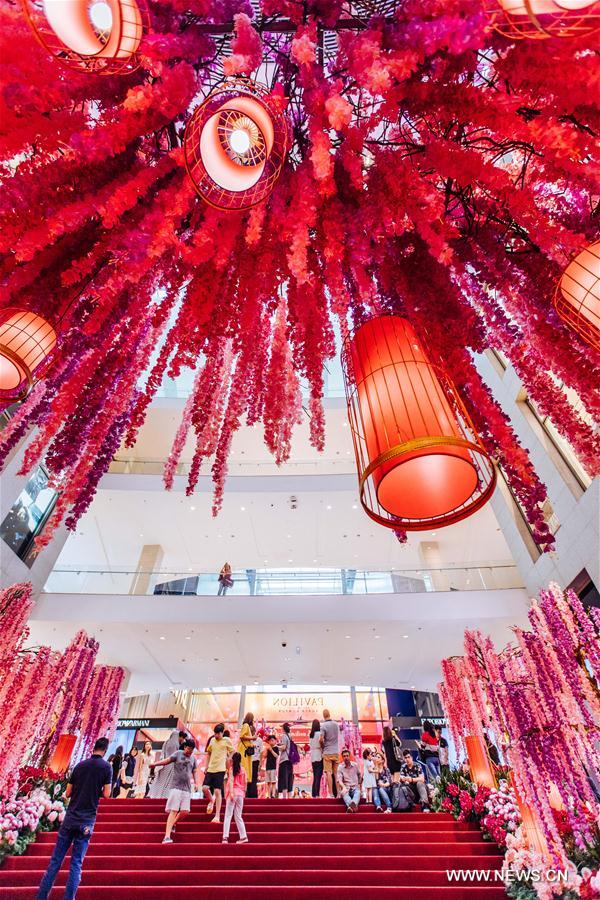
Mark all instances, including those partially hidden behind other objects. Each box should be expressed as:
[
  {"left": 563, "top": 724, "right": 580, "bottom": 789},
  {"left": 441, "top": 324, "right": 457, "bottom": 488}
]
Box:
[
  {"left": 108, "top": 456, "right": 355, "bottom": 476},
  {"left": 43, "top": 565, "right": 523, "bottom": 595}
]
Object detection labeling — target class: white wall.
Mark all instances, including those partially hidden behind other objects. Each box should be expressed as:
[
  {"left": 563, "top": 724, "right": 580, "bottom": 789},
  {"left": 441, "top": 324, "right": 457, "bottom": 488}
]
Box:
[{"left": 477, "top": 353, "right": 599, "bottom": 596}]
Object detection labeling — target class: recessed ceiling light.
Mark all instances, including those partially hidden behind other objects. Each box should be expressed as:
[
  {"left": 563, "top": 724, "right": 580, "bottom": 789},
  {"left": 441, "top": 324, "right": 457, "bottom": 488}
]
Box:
[
  {"left": 240, "top": 506, "right": 246, "bottom": 511},
  {"left": 352, "top": 504, "right": 358, "bottom": 509},
  {"left": 159, "top": 636, "right": 166, "bottom": 641},
  {"left": 190, "top": 506, "right": 196, "bottom": 511},
  {"left": 139, "top": 533, "right": 144, "bottom": 537},
  {"left": 185, "top": 636, "right": 191, "bottom": 640},
  {"left": 254, "top": 680, "right": 259, "bottom": 685},
  {"left": 288, "top": 558, "right": 293, "bottom": 563},
  {"left": 369, "top": 656, "right": 375, "bottom": 660},
  {"left": 431, "top": 532, "right": 436, "bottom": 536},
  {"left": 326, "top": 505, "right": 332, "bottom": 510},
  {"left": 411, "top": 685, "right": 416, "bottom": 689},
  {"left": 345, "top": 635, "right": 350, "bottom": 639},
  {"left": 374, "top": 635, "right": 380, "bottom": 639},
  {"left": 342, "top": 421, "right": 347, "bottom": 427},
  {"left": 403, "top": 634, "right": 408, "bottom": 639}
]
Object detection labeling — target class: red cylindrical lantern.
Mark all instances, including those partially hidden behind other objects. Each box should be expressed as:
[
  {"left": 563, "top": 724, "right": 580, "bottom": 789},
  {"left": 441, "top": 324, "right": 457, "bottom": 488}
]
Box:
[
  {"left": 554, "top": 240, "right": 600, "bottom": 351},
  {"left": 484, "top": 0, "right": 600, "bottom": 38},
  {"left": 184, "top": 80, "right": 290, "bottom": 211},
  {"left": 0, "top": 309, "right": 57, "bottom": 404},
  {"left": 341, "top": 316, "right": 496, "bottom": 531},
  {"left": 21, "top": 0, "right": 147, "bottom": 74}
]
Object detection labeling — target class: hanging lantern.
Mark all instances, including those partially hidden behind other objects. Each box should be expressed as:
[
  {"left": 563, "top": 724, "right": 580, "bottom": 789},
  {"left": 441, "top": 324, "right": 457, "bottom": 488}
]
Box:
[
  {"left": 465, "top": 735, "right": 497, "bottom": 789},
  {"left": 184, "top": 80, "right": 290, "bottom": 211},
  {"left": 341, "top": 316, "right": 496, "bottom": 531},
  {"left": 484, "top": 0, "right": 600, "bottom": 39},
  {"left": 21, "top": 0, "right": 147, "bottom": 74},
  {"left": 0, "top": 309, "right": 57, "bottom": 404},
  {"left": 554, "top": 240, "right": 600, "bottom": 351}
]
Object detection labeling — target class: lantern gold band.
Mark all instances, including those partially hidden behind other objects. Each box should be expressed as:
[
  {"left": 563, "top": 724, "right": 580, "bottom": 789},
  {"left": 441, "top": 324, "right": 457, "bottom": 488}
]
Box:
[
  {"left": 358, "top": 435, "right": 497, "bottom": 530},
  {"left": 0, "top": 343, "right": 34, "bottom": 401}
]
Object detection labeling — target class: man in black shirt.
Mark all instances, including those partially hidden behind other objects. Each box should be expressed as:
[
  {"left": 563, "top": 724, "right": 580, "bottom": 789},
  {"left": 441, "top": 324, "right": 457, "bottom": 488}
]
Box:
[
  {"left": 399, "top": 749, "right": 430, "bottom": 811},
  {"left": 36, "top": 737, "right": 112, "bottom": 900}
]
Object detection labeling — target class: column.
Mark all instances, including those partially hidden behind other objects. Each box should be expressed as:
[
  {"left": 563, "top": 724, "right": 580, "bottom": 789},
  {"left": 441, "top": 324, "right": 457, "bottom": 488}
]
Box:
[{"left": 129, "top": 544, "right": 164, "bottom": 595}]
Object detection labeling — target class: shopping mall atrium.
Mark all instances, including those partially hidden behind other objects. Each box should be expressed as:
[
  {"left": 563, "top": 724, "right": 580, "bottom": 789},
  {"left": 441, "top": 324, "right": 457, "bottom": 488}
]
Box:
[{"left": 0, "top": 0, "right": 598, "bottom": 897}]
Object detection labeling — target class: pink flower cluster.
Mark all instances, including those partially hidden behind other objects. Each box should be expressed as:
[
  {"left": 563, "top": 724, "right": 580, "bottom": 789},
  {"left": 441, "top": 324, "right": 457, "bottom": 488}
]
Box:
[
  {"left": 481, "top": 781, "right": 521, "bottom": 847},
  {"left": 0, "top": 788, "right": 65, "bottom": 852}
]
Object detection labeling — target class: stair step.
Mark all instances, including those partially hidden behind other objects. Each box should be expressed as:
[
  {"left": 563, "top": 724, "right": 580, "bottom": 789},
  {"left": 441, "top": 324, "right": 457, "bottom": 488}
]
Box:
[
  {"left": 0, "top": 887, "right": 508, "bottom": 898},
  {"left": 0, "top": 869, "right": 506, "bottom": 887},
  {"left": 1, "top": 855, "right": 502, "bottom": 876}
]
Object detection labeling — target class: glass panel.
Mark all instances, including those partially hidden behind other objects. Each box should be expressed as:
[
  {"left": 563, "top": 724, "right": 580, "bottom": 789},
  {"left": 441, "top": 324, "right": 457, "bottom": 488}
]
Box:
[{"left": 0, "top": 466, "right": 57, "bottom": 567}]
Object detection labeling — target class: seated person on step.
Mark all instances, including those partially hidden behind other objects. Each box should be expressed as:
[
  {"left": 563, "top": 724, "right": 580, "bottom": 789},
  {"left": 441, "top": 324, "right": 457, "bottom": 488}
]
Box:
[
  {"left": 337, "top": 749, "right": 362, "bottom": 813},
  {"left": 399, "top": 749, "right": 430, "bottom": 812}
]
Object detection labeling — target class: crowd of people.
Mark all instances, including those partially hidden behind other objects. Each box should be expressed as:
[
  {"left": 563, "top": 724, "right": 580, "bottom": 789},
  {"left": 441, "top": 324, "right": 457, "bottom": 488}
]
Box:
[{"left": 35, "top": 716, "right": 449, "bottom": 897}]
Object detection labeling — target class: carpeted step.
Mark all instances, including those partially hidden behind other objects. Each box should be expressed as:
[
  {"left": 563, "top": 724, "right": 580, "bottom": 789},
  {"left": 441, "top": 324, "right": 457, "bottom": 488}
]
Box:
[
  {"left": 0, "top": 868, "right": 507, "bottom": 888},
  {"left": 0, "top": 854, "right": 503, "bottom": 879},
  {"left": 0, "top": 886, "right": 509, "bottom": 899}
]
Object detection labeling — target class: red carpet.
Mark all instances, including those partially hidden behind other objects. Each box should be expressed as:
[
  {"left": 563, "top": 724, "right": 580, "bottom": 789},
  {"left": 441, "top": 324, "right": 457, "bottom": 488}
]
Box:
[{"left": 0, "top": 799, "right": 506, "bottom": 898}]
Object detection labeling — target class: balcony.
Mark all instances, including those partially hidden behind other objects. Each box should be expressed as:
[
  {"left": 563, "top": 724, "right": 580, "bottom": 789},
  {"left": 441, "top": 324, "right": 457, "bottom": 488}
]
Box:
[{"left": 44, "top": 564, "right": 523, "bottom": 596}]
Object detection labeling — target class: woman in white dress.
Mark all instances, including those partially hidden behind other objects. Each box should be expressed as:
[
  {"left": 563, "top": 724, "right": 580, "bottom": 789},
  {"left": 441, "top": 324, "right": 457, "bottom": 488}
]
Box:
[
  {"left": 362, "top": 748, "right": 377, "bottom": 803},
  {"left": 134, "top": 741, "right": 154, "bottom": 798}
]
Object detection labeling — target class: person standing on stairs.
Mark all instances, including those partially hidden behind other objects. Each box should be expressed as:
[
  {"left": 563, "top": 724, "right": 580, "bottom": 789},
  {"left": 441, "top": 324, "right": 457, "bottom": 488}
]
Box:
[
  {"left": 277, "top": 722, "right": 294, "bottom": 798},
  {"left": 309, "top": 719, "right": 323, "bottom": 798},
  {"left": 150, "top": 738, "right": 200, "bottom": 844},
  {"left": 264, "top": 734, "right": 279, "bottom": 798},
  {"left": 337, "top": 749, "right": 362, "bottom": 813},
  {"left": 237, "top": 712, "right": 256, "bottom": 789},
  {"left": 133, "top": 740, "right": 154, "bottom": 798},
  {"left": 381, "top": 725, "right": 403, "bottom": 784},
  {"left": 320, "top": 709, "right": 340, "bottom": 798},
  {"left": 149, "top": 729, "right": 190, "bottom": 799},
  {"left": 36, "top": 736, "right": 112, "bottom": 900},
  {"left": 362, "top": 748, "right": 376, "bottom": 803},
  {"left": 203, "top": 723, "right": 233, "bottom": 824},
  {"left": 222, "top": 752, "right": 249, "bottom": 844}
]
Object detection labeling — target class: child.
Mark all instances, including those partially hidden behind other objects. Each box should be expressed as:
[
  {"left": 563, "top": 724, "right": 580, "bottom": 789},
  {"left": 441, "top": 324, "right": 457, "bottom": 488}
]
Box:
[
  {"left": 263, "top": 734, "right": 279, "bottom": 799},
  {"left": 362, "top": 748, "right": 376, "bottom": 804},
  {"left": 222, "top": 752, "right": 248, "bottom": 844}
]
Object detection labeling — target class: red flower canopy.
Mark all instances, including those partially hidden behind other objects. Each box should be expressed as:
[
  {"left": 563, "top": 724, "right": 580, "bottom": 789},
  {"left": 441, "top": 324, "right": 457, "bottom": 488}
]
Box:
[{"left": 0, "top": 0, "right": 598, "bottom": 549}]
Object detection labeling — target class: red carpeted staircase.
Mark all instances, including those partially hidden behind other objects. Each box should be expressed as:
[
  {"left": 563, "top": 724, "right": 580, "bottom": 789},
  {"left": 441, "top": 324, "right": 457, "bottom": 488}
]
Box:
[{"left": 0, "top": 798, "right": 507, "bottom": 898}]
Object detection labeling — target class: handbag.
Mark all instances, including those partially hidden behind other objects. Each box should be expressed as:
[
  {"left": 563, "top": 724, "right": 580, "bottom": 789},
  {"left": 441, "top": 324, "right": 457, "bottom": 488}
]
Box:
[
  {"left": 392, "top": 735, "right": 403, "bottom": 762},
  {"left": 245, "top": 746, "right": 255, "bottom": 757},
  {"left": 391, "top": 783, "right": 413, "bottom": 812}
]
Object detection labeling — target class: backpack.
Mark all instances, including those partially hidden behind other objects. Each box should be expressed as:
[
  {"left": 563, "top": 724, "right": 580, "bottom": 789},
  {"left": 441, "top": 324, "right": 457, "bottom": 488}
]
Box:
[
  {"left": 391, "top": 783, "right": 413, "bottom": 812},
  {"left": 288, "top": 739, "right": 300, "bottom": 765}
]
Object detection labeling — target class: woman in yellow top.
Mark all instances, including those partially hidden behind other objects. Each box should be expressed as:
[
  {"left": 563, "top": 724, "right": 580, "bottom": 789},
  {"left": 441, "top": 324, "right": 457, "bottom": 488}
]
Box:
[{"left": 237, "top": 712, "right": 255, "bottom": 782}]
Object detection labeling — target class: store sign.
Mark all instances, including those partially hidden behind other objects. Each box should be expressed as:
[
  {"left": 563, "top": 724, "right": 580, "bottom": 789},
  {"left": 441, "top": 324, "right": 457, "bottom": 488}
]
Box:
[
  {"left": 245, "top": 692, "right": 353, "bottom": 722},
  {"left": 117, "top": 717, "right": 178, "bottom": 729}
]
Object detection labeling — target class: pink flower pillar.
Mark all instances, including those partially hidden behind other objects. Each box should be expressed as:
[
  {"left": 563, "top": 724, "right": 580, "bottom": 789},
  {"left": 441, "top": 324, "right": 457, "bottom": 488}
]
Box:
[
  {"left": 0, "top": 583, "right": 35, "bottom": 668},
  {"left": 439, "top": 582, "right": 600, "bottom": 868}
]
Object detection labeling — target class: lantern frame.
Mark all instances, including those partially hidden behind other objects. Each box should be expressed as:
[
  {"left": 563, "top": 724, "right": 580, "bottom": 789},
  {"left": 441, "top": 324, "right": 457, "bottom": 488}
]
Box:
[
  {"left": 483, "top": 0, "right": 600, "bottom": 39},
  {"left": 553, "top": 240, "right": 600, "bottom": 351},
  {"left": 341, "top": 315, "right": 497, "bottom": 531},
  {"left": 21, "top": 0, "right": 148, "bottom": 75},
  {"left": 184, "top": 79, "right": 290, "bottom": 211},
  {"left": 0, "top": 308, "right": 57, "bottom": 405}
]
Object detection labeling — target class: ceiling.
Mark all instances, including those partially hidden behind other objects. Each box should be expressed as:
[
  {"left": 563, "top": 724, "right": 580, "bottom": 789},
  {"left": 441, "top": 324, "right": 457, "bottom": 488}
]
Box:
[
  {"left": 28, "top": 588, "right": 529, "bottom": 694},
  {"left": 53, "top": 484, "right": 513, "bottom": 573},
  {"left": 52, "top": 398, "right": 514, "bottom": 573}
]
